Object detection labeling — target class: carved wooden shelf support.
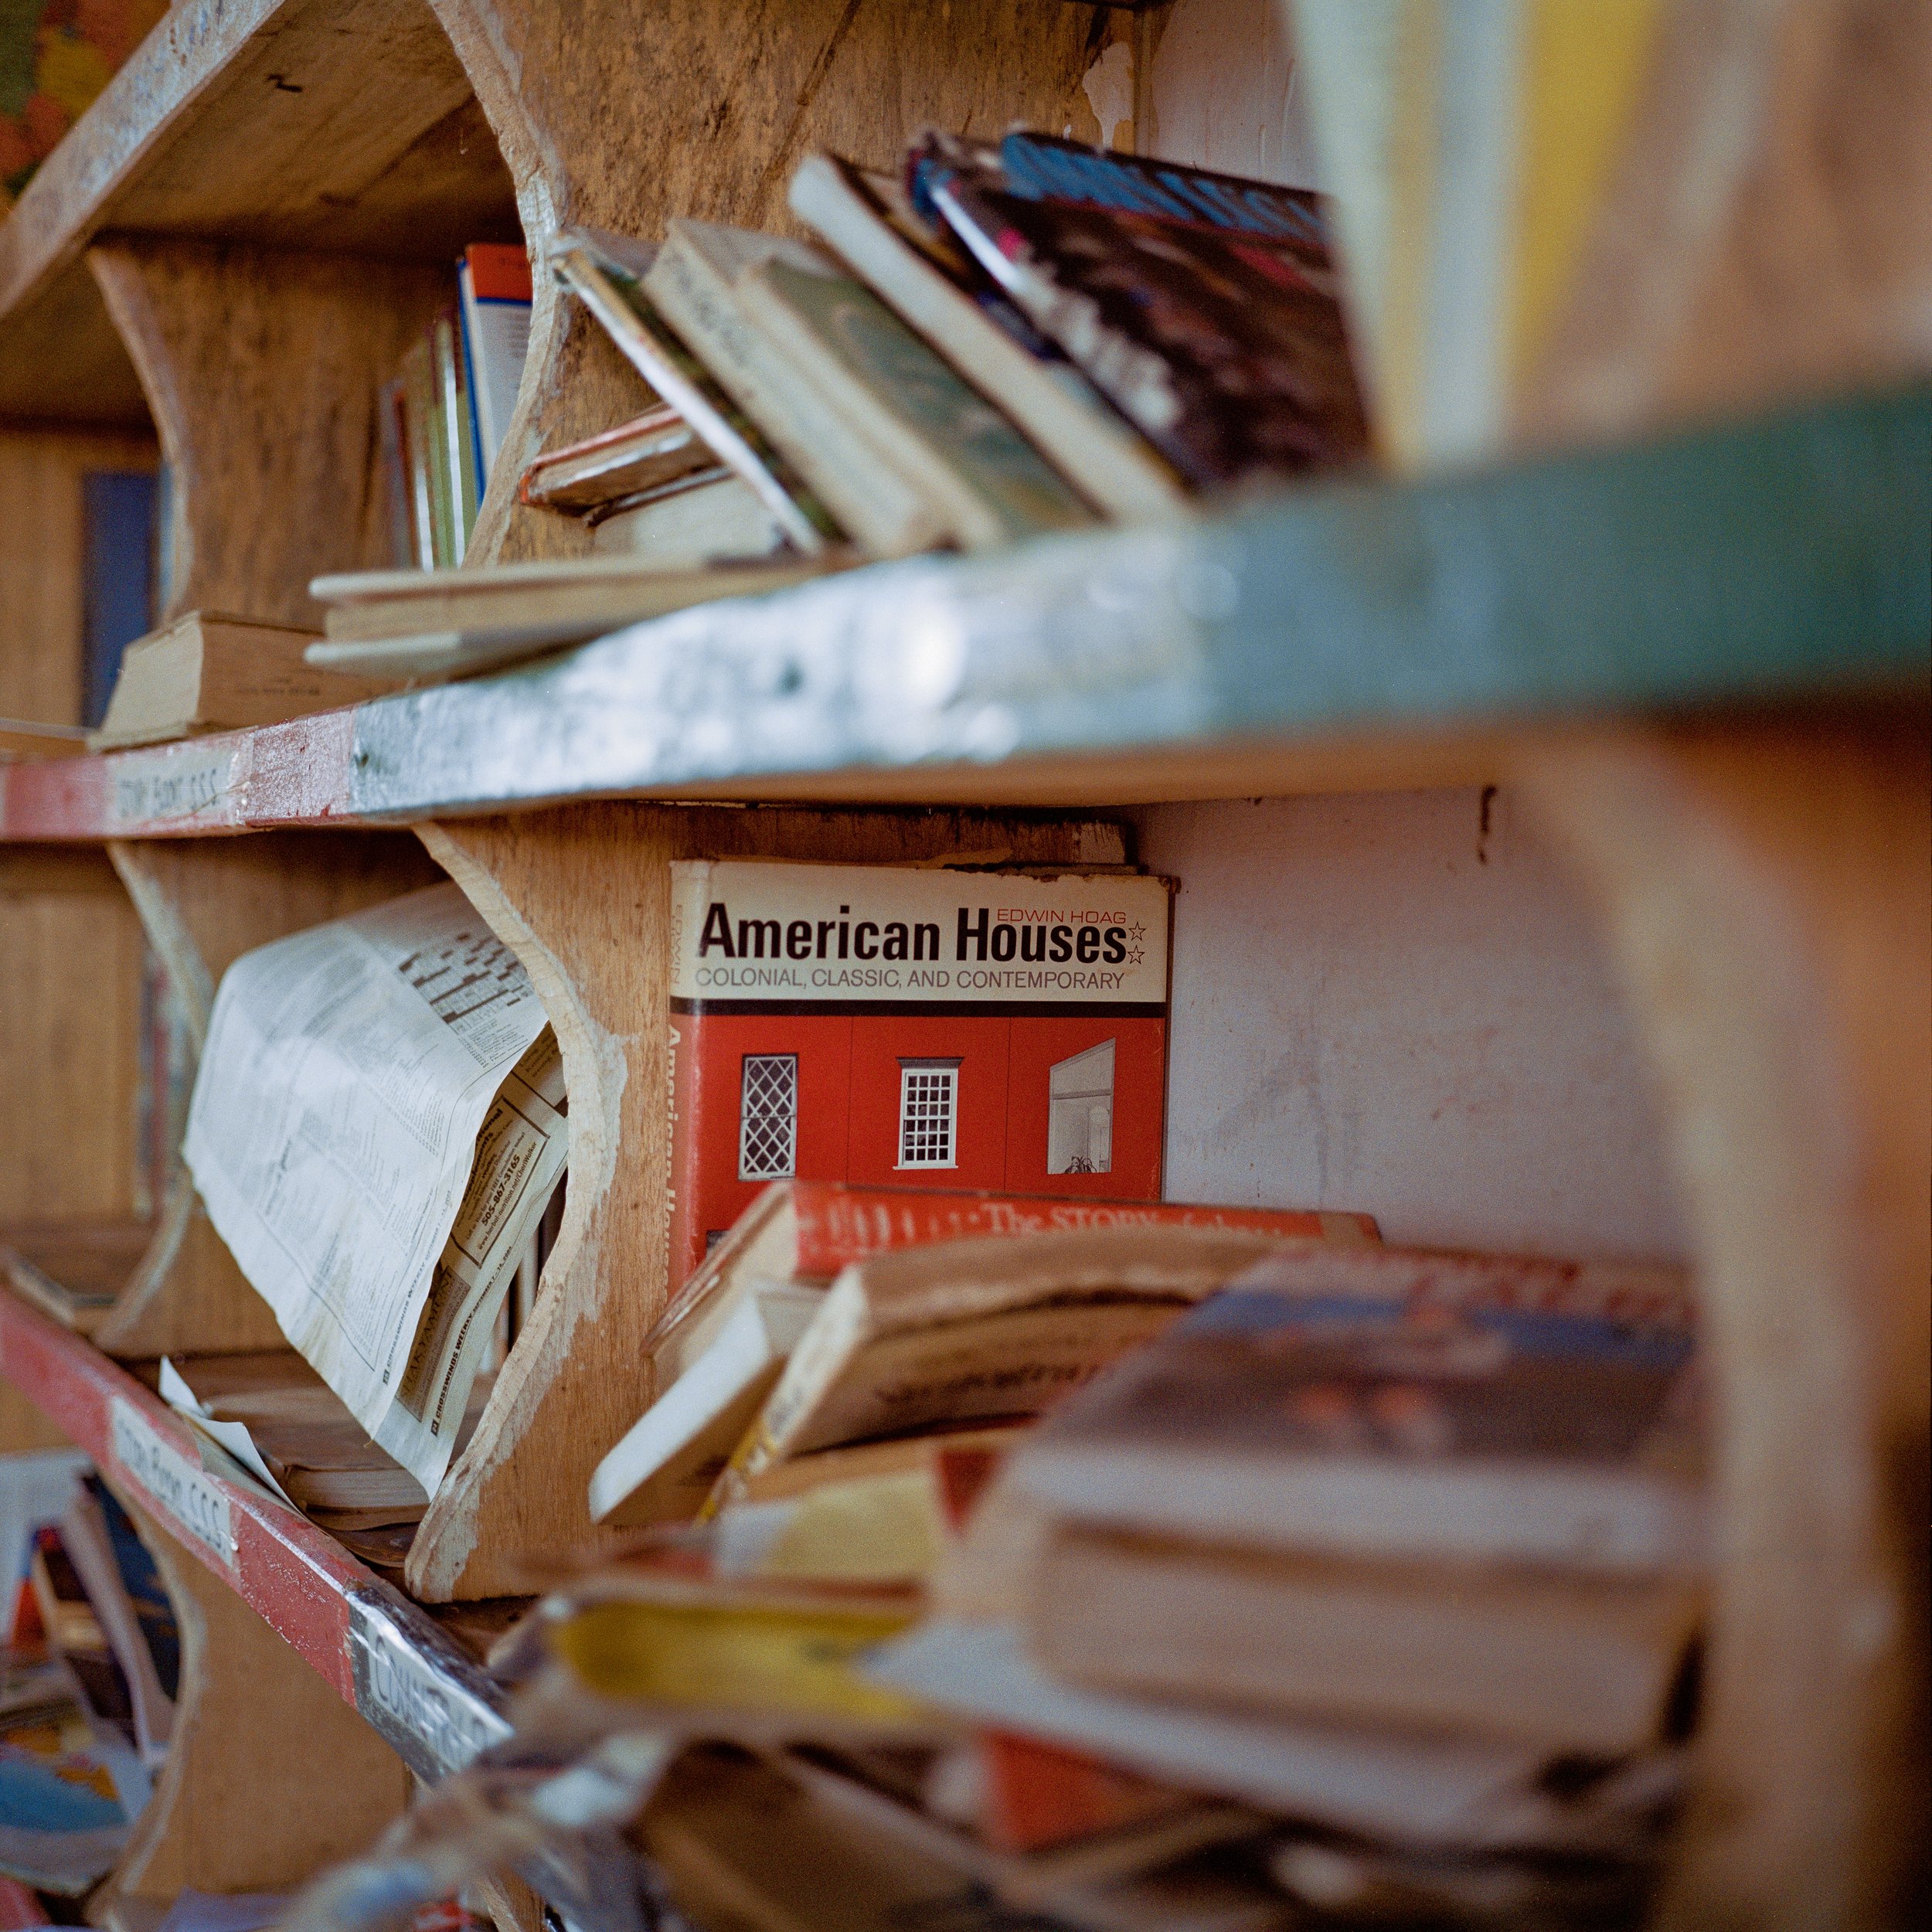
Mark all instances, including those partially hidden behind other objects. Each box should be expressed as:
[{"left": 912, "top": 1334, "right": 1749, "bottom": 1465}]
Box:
[
  {"left": 88, "top": 239, "right": 454, "bottom": 628},
  {"left": 408, "top": 801, "right": 1124, "bottom": 1600},
  {"left": 89, "top": 1493, "right": 411, "bottom": 1929},
  {"left": 427, "top": 0, "right": 1121, "bottom": 565},
  {"left": 1519, "top": 716, "right": 1930, "bottom": 1932}
]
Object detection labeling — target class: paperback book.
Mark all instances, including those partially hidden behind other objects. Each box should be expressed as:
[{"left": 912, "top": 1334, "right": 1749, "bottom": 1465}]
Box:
[{"left": 912, "top": 132, "right": 1371, "bottom": 491}]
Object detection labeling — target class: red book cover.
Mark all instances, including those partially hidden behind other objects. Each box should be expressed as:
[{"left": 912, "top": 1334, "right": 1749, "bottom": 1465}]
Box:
[
  {"left": 786, "top": 1182, "right": 1379, "bottom": 1278},
  {"left": 666, "top": 862, "right": 1172, "bottom": 1285},
  {"left": 464, "top": 241, "right": 532, "bottom": 303}
]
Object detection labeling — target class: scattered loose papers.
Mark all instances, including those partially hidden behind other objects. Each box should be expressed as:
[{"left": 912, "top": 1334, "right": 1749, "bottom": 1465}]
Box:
[{"left": 185, "top": 884, "right": 568, "bottom": 1493}]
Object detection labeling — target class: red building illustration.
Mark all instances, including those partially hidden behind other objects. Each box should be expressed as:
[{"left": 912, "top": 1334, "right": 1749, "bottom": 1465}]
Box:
[{"left": 666, "top": 861, "right": 1172, "bottom": 1282}]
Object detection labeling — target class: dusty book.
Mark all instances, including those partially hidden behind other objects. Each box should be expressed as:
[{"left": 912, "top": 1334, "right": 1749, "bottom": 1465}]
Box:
[
  {"left": 788, "top": 151, "right": 1189, "bottom": 522},
  {"left": 457, "top": 241, "right": 532, "bottom": 488},
  {"left": 160, "top": 1355, "right": 432, "bottom": 1522},
  {"left": 182, "top": 883, "right": 567, "bottom": 1494},
  {"left": 305, "top": 553, "right": 822, "bottom": 681},
  {"left": 863, "top": 1618, "right": 1667, "bottom": 1854},
  {"left": 1028, "top": 1526, "right": 1706, "bottom": 1755},
  {"left": 548, "top": 227, "right": 842, "bottom": 554},
  {"left": 650, "top": 1179, "right": 1379, "bottom": 1396},
  {"left": 586, "top": 468, "right": 784, "bottom": 562},
  {"left": 515, "top": 405, "right": 713, "bottom": 515},
  {"left": 87, "top": 611, "right": 399, "bottom": 750},
  {"left": 716, "top": 1223, "right": 1313, "bottom": 1498},
  {"left": 724, "top": 233, "right": 1098, "bottom": 549},
  {"left": 704, "top": 1424, "right": 1019, "bottom": 1584},
  {"left": 644, "top": 220, "right": 944, "bottom": 556},
  {"left": 665, "top": 862, "right": 1173, "bottom": 1287},
  {"left": 914, "top": 132, "right": 1371, "bottom": 492},
  {"left": 587, "top": 1282, "right": 825, "bottom": 1526},
  {"left": 1007, "top": 1243, "right": 1704, "bottom": 1573}
]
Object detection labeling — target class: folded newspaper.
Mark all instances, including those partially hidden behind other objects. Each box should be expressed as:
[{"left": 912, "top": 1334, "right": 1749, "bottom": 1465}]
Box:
[{"left": 184, "top": 883, "right": 568, "bottom": 1494}]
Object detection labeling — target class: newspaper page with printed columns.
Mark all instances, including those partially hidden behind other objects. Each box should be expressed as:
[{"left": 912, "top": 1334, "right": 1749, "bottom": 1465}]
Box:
[{"left": 184, "top": 883, "right": 568, "bottom": 1494}]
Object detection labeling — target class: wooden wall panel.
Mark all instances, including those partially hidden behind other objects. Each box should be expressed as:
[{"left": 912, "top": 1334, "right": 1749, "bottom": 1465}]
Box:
[
  {"left": 0, "top": 427, "right": 158, "bottom": 726},
  {"left": 90, "top": 240, "right": 453, "bottom": 628},
  {"left": 0, "top": 879, "right": 145, "bottom": 1225}
]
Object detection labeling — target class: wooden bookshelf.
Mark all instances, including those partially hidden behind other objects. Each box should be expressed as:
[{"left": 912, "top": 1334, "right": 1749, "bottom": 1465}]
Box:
[
  {"left": 0, "top": 1288, "right": 509, "bottom": 1779},
  {"left": 0, "top": 4, "right": 1923, "bottom": 1930},
  {"left": 0, "top": 385, "right": 1923, "bottom": 838}
]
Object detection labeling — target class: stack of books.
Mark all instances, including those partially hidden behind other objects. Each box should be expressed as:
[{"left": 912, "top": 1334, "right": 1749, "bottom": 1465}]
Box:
[
  {"left": 529, "top": 130, "right": 1369, "bottom": 573},
  {"left": 318, "top": 133, "right": 1369, "bottom": 685},
  {"left": 866, "top": 1241, "right": 1707, "bottom": 1925},
  {"left": 499, "top": 1213, "right": 1704, "bottom": 1931},
  {"left": 590, "top": 1182, "right": 1377, "bottom": 1532},
  {"left": 380, "top": 243, "right": 534, "bottom": 569}
]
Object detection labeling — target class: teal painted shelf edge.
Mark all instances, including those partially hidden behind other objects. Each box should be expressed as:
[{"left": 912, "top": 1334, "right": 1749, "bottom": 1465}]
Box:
[{"left": 345, "top": 383, "right": 1930, "bottom": 817}]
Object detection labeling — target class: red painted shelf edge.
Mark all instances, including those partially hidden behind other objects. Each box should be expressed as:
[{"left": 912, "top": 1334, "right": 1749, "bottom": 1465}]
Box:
[
  {"left": 0, "top": 709, "right": 362, "bottom": 842},
  {"left": 0, "top": 1285, "right": 510, "bottom": 1781},
  {"left": 0, "top": 1284, "right": 366, "bottom": 1690}
]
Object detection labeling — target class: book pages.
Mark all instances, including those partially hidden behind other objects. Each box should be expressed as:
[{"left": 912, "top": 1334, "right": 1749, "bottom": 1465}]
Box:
[{"left": 184, "top": 883, "right": 567, "bottom": 1493}]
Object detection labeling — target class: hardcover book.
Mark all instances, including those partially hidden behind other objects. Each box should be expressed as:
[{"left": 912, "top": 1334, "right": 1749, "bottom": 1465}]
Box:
[
  {"left": 456, "top": 242, "right": 532, "bottom": 488},
  {"left": 665, "top": 862, "right": 1172, "bottom": 1284}
]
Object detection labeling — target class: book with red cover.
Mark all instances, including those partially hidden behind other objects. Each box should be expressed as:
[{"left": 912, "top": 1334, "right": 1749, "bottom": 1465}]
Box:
[
  {"left": 648, "top": 1178, "right": 1382, "bottom": 1372},
  {"left": 665, "top": 862, "right": 1175, "bottom": 1287},
  {"left": 911, "top": 132, "right": 1370, "bottom": 492}
]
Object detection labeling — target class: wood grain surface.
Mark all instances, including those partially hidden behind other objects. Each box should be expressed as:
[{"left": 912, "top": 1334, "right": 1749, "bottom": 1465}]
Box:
[
  {"left": 408, "top": 801, "right": 1125, "bottom": 1599},
  {"left": 1519, "top": 713, "right": 1931, "bottom": 1931},
  {"left": 90, "top": 239, "right": 454, "bottom": 628},
  {"left": 91, "top": 1490, "right": 411, "bottom": 1914}
]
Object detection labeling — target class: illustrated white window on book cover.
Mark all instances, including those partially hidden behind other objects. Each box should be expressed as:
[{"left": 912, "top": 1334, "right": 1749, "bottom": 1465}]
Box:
[
  {"left": 738, "top": 1053, "right": 798, "bottom": 1181},
  {"left": 1047, "top": 1038, "right": 1115, "bottom": 1175},
  {"left": 897, "top": 1060, "right": 961, "bottom": 1169}
]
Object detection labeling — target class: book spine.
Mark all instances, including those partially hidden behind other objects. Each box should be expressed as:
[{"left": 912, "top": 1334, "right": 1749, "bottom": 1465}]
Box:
[
  {"left": 665, "top": 862, "right": 708, "bottom": 1295},
  {"left": 398, "top": 346, "right": 437, "bottom": 569},
  {"left": 435, "top": 311, "right": 481, "bottom": 560},
  {"left": 789, "top": 1189, "right": 1379, "bottom": 1276},
  {"left": 645, "top": 231, "right": 941, "bottom": 556},
  {"left": 995, "top": 133, "right": 1330, "bottom": 250},
  {"left": 455, "top": 260, "right": 491, "bottom": 494}
]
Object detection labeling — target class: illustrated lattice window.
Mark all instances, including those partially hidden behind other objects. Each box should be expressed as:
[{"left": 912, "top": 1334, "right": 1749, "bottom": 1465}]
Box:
[
  {"left": 896, "top": 1060, "right": 960, "bottom": 1169},
  {"left": 738, "top": 1053, "right": 798, "bottom": 1181}
]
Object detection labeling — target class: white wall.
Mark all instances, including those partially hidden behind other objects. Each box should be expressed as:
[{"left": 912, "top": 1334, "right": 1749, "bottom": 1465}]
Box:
[
  {"left": 1147, "top": 0, "right": 1321, "bottom": 188},
  {"left": 1134, "top": 791, "right": 1691, "bottom": 1265}
]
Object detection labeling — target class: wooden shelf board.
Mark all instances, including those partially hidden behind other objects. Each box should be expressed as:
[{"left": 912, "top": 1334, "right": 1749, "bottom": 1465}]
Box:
[
  {"left": 2, "top": 386, "right": 1923, "bottom": 839},
  {"left": 0, "top": 1285, "right": 510, "bottom": 1781},
  {"left": 0, "top": 0, "right": 518, "bottom": 424}
]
